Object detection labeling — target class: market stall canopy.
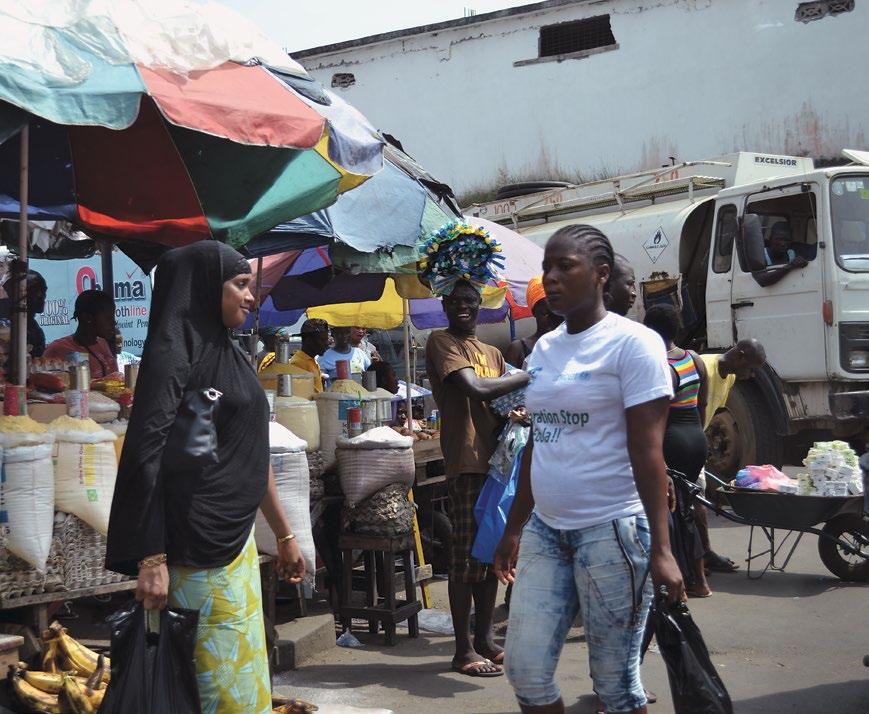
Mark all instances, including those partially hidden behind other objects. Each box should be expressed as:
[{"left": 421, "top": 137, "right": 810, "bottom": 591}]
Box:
[
  {"left": 244, "top": 145, "right": 463, "bottom": 263},
  {"left": 0, "top": 0, "right": 384, "bottom": 248}
]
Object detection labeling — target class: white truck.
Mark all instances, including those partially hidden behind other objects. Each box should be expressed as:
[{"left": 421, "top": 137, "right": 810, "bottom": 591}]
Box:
[{"left": 467, "top": 150, "right": 869, "bottom": 476}]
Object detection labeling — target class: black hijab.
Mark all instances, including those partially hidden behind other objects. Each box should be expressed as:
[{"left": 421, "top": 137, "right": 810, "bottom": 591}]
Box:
[{"left": 106, "top": 242, "right": 269, "bottom": 575}]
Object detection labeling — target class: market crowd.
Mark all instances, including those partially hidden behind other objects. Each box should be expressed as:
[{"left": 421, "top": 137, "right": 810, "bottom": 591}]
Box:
[
  {"left": 423, "top": 224, "right": 765, "bottom": 714},
  {"left": 64, "top": 224, "right": 767, "bottom": 714}
]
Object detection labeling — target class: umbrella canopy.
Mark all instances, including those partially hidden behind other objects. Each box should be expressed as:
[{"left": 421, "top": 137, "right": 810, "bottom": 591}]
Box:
[
  {"left": 0, "top": 1, "right": 384, "bottom": 248},
  {"left": 244, "top": 147, "right": 462, "bottom": 264},
  {"left": 248, "top": 214, "right": 545, "bottom": 330}
]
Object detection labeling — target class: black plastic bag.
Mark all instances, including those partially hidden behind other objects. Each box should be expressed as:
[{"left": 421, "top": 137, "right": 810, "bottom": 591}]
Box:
[
  {"left": 100, "top": 601, "right": 201, "bottom": 714},
  {"left": 653, "top": 594, "right": 733, "bottom": 714}
]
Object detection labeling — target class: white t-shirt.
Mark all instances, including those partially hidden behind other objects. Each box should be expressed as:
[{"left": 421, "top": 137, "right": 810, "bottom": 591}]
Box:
[
  {"left": 319, "top": 346, "right": 371, "bottom": 378},
  {"left": 524, "top": 313, "right": 673, "bottom": 531}
]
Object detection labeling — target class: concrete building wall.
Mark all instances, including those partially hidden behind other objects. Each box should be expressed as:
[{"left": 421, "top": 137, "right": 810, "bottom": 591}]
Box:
[{"left": 297, "top": 0, "right": 868, "bottom": 198}]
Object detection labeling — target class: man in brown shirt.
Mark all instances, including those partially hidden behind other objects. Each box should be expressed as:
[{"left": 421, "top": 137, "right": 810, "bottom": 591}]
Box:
[{"left": 425, "top": 279, "right": 529, "bottom": 677}]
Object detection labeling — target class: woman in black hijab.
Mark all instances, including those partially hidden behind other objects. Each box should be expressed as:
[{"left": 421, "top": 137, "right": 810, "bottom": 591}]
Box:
[{"left": 106, "top": 242, "right": 304, "bottom": 713}]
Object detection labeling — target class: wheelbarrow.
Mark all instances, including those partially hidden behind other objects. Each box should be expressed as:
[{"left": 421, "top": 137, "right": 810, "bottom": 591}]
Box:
[{"left": 670, "top": 468, "right": 868, "bottom": 582}]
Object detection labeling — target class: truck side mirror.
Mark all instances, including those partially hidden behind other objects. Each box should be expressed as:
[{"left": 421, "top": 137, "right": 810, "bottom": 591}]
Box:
[{"left": 739, "top": 214, "right": 766, "bottom": 272}]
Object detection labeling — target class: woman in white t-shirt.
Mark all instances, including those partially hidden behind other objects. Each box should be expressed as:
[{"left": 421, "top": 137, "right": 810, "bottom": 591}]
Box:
[{"left": 495, "top": 224, "right": 684, "bottom": 714}]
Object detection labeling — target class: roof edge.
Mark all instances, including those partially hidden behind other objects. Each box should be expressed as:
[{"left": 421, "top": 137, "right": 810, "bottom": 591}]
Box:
[{"left": 292, "top": 0, "right": 590, "bottom": 58}]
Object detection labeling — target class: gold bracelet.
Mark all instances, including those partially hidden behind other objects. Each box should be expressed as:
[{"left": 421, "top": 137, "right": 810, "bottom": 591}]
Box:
[
  {"left": 277, "top": 533, "right": 296, "bottom": 544},
  {"left": 138, "top": 553, "right": 167, "bottom": 569}
]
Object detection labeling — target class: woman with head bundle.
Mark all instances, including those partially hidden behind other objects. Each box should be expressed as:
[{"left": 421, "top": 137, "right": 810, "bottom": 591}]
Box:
[
  {"left": 495, "top": 224, "right": 683, "bottom": 714},
  {"left": 106, "top": 242, "right": 305, "bottom": 713}
]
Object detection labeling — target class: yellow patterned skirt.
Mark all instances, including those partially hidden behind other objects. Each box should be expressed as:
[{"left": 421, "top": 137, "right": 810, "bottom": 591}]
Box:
[{"left": 168, "top": 529, "right": 271, "bottom": 714}]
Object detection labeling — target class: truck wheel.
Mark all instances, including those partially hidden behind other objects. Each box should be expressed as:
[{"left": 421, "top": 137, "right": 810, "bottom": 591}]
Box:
[
  {"left": 705, "top": 381, "right": 782, "bottom": 481},
  {"left": 818, "top": 514, "right": 869, "bottom": 582}
]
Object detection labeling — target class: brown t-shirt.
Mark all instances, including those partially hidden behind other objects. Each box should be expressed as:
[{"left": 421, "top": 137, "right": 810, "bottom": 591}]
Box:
[{"left": 425, "top": 330, "right": 506, "bottom": 478}]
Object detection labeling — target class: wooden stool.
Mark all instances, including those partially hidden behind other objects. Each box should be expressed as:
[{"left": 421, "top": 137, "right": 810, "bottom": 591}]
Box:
[{"left": 339, "top": 532, "right": 422, "bottom": 645}]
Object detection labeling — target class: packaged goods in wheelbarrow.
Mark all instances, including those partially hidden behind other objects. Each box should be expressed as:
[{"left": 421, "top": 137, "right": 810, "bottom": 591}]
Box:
[{"left": 734, "top": 464, "right": 795, "bottom": 492}]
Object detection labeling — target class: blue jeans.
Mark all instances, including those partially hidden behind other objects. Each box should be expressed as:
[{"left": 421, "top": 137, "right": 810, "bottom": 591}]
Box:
[{"left": 505, "top": 513, "right": 652, "bottom": 712}]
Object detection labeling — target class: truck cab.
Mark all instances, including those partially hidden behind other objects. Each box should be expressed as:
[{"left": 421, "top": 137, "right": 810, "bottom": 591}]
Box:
[{"left": 468, "top": 150, "right": 869, "bottom": 476}]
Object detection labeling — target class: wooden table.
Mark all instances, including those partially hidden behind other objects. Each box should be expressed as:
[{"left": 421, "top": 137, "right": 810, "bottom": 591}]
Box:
[
  {"left": 412, "top": 437, "right": 445, "bottom": 488},
  {"left": 0, "top": 556, "right": 279, "bottom": 636}
]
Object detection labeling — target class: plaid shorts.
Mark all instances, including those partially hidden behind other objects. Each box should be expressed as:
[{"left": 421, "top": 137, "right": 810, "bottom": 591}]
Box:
[{"left": 448, "top": 473, "right": 490, "bottom": 584}]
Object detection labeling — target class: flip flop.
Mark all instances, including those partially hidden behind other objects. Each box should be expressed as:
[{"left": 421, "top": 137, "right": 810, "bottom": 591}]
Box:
[
  {"left": 451, "top": 659, "right": 504, "bottom": 677},
  {"left": 705, "top": 552, "right": 739, "bottom": 572},
  {"left": 482, "top": 650, "right": 505, "bottom": 665},
  {"left": 687, "top": 589, "right": 713, "bottom": 598}
]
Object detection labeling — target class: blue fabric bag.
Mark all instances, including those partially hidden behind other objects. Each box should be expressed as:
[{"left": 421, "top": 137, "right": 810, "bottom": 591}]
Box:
[{"left": 471, "top": 446, "right": 523, "bottom": 564}]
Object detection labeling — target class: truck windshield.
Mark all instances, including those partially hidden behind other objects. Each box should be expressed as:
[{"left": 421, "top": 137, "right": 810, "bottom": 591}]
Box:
[{"left": 831, "top": 175, "right": 869, "bottom": 271}]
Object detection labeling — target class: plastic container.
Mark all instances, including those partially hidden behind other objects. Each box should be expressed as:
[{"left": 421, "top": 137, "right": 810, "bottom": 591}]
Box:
[{"left": 275, "top": 395, "right": 320, "bottom": 452}]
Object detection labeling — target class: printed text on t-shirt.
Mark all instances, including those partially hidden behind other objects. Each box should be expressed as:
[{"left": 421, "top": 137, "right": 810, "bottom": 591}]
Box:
[
  {"left": 532, "top": 409, "right": 590, "bottom": 443},
  {"left": 472, "top": 351, "right": 500, "bottom": 378}
]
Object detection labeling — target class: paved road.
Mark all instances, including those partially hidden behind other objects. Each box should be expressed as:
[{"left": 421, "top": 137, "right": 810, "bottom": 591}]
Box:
[{"left": 275, "top": 511, "right": 868, "bottom": 713}]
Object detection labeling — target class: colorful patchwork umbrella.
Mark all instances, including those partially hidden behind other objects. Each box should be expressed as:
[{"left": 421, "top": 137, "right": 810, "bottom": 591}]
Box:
[{"left": 0, "top": 1, "right": 384, "bottom": 249}]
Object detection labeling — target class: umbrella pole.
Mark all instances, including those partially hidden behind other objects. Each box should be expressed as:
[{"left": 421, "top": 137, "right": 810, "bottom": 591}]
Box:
[
  {"left": 402, "top": 297, "right": 412, "bottom": 428},
  {"left": 100, "top": 242, "right": 113, "bottom": 297},
  {"left": 15, "top": 124, "right": 29, "bottom": 387},
  {"left": 250, "top": 256, "right": 263, "bottom": 365},
  {"left": 403, "top": 295, "right": 432, "bottom": 609}
]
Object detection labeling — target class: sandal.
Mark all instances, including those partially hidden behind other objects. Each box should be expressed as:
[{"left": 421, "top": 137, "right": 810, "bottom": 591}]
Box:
[
  {"left": 705, "top": 551, "right": 739, "bottom": 572},
  {"left": 451, "top": 659, "right": 504, "bottom": 677}
]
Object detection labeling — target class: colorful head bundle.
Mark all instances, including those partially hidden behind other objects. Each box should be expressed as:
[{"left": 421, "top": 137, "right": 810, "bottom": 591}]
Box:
[{"left": 418, "top": 221, "right": 505, "bottom": 296}]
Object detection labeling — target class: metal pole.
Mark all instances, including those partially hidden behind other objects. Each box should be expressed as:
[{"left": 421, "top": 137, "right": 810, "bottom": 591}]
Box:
[
  {"left": 100, "top": 242, "right": 113, "bottom": 296},
  {"left": 15, "top": 125, "right": 29, "bottom": 386},
  {"left": 250, "top": 256, "right": 263, "bottom": 365},
  {"left": 402, "top": 297, "right": 413, "bottom": 430}
]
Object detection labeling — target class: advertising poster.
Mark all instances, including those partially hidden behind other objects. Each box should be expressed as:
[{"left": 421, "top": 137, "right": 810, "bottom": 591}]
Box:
[{"left": 31, "top": 252, "right": 151, "bottom": 356}]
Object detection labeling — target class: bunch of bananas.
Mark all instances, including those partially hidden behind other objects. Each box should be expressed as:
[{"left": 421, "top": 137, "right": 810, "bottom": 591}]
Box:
[
  {"left": 7, "top": 621, "right": 109, "bottom": 713},
  {"left": 272, "top": 697, "right": 319, "bottom": 713}
]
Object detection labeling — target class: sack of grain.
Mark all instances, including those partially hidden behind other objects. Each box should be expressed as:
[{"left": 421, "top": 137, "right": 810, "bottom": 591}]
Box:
[
  {"left": 255, "top": 423, "right": 315, "bottom": 584},
  {"left": 1, "top": 442, "right": 55, "bottom": 570},
  {"left": 336, "top": 438, "right": 415, "bottom": 508},
  {"left": 48, "top": 417, "right": 117, "bottom": 535},
  {"left": 314, "top": 392, "right": 361, "bottom": 469}
]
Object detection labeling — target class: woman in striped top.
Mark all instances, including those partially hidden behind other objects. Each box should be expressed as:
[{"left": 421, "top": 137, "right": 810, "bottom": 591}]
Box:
[{"left": 644, "top": 304, "right": 711, "bottom": 597}]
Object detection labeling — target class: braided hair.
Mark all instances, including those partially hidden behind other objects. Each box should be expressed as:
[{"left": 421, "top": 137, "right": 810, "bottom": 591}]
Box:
[{"left": 549, "top": 224, "right": 615, "bottom": 291}]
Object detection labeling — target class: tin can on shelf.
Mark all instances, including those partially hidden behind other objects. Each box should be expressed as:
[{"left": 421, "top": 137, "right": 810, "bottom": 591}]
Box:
[
  {"left": 68, "top": 362, "right": 90, "bottom": 391},
  {"left": 124, "top": 363, "right": 139, "bottom": 390},
  {"left": 3, "top": 384, "right": 26, "bottom": 416},
  {"left": 362, "top": 371, "right": 377, "bottom": 391},
  {"left": 65, "top": 390, "right": 89, "bottom": 419},
  {"left": 277, "top": 374, "right": 293, "bottom": 397},
  {"left": 347, "top": 406, "right": 362, "bottom": 438},
  {"left": 277, "top": 341, "right": 291, "bottom": 364},
  {"left": 335, "top": 360, "right": 350, "bottom": 381}
]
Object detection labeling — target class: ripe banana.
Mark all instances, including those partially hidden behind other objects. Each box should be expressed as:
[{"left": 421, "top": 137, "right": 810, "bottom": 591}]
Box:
[
  {"left": 7, "top": 664, "right": 63, "bottom": 714},
  {"left": 41, "top": 639, "right": 62, "bottom": 674},
  {"left": 21, "top": 667, "right": 89, "bottom": 696},
  {"left": 60, "top": 674, "right": 97, "bottom": 714},
  {"left": 45, "top": 621, "right": 111, "bottom": 684}
]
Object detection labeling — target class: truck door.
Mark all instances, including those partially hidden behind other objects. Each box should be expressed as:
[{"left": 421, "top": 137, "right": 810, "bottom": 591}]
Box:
[
  {"left": 730, "top": 186, "right": 825, "bottom": 380},
  {"left": 705, "top": 203, "right": 739, "bottom": 349}
]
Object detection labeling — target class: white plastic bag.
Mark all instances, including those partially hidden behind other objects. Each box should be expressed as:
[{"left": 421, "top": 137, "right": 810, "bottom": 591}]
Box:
[{"left": 1, "top": 443, "right": 54, "bottom": 570}]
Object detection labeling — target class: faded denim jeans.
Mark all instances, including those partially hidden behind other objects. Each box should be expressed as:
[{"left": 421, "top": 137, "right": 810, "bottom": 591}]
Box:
[{"left": 505, "top": 513, "right": 652, "bottom": 712}]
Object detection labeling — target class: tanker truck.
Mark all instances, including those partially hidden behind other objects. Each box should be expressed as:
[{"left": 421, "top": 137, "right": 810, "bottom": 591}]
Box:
[{"left": 467, "top": 150, "right": 869, "bottom": 477}]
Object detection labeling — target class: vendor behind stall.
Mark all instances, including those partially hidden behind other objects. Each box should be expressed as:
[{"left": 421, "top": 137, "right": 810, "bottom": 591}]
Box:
[
  {"left": 289, "top": 318, "right": 329, "bottom": 393},
  {"left": 320, "top": 326, "right": 371, "bottom": 378},
  {"left": 43, "top": 289, "right": 118, "bottom": 378},
  {"left": 0, "top": 267, "right": 48, "bottom": 360}
]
